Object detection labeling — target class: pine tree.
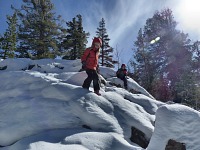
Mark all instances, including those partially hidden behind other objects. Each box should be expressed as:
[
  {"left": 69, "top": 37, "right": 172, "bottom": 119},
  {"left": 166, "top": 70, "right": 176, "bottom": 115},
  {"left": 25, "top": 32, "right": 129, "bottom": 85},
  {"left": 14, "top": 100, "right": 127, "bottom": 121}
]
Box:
[
  {"left": 132, "top": 8, "right": 193, "bottom": 102},
  {"left": 0, "top": 36, "right": 4, "bottom": 57},
  {"left": 151, "top": 75, "right": 171, "bottom": 102},
  {"left": 132, "top": 28, "right": 156, "bottom": 92},
  {"left": 96, "top": 18, "right": 117, "bottom": 67},
  {"left": 15, "top": 0, "right": 65, "bottom": 59},
  {"left": 62, "top": 14, "right": 89, "bottom": 60},
  {"left": 0, "top": 12, "right": 18, "bottom": 59},
  {"left": 190, "top": 41, "right": 200, "bottom": 109},
  {"left": 192, "top": 41, "right": 200, "bottom": 80},
  {"left": 76, "top": 15, "right": 89, "bottom": 58}
]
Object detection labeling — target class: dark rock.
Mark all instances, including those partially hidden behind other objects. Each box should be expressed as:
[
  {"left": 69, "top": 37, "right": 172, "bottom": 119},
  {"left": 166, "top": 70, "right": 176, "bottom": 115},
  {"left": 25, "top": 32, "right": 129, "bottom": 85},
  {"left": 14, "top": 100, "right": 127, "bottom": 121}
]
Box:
[
  {"left": 130, "top": 127, "right": 149, "bottom": 148},
  {"left": 0, "top": 66, "right": 7, "bottom": 70},
  {"left": 165, "top": 139, "right": 186, "bottom": 150},
  {"left": 55, "top": 65, "right": 64, "bottom": 69},
  {"left": 82, "top": 124, "right": 92, "bottom": 130},
  {"left": 37, "top": 64, "right": 41, "bottom": 68},
  {"left": 28, "top": 64, "right": 35, "bottom": 70}
]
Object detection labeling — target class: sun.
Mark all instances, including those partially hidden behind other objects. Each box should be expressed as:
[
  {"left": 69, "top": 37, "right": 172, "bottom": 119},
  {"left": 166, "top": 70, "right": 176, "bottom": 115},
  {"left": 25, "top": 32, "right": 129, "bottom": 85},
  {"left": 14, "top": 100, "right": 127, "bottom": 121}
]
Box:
[
  {"left": 180, "top": 0, "right": 200, "bottom": 18},
  {"left": 175, "top": 0, "right": 200, "bottom": 31}
]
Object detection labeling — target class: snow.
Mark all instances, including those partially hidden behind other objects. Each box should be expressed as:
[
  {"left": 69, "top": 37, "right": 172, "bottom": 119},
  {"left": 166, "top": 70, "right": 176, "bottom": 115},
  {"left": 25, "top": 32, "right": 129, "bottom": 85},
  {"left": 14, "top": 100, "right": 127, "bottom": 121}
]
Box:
[
  {"left": 148, "top": 104, "right": 200, "bottom": 150},
  {"left": 0, "top": 58, "right": 200, "bottom": 150},
  {"left": 107, "top": 77, "right": 155, "bottom": 99}
]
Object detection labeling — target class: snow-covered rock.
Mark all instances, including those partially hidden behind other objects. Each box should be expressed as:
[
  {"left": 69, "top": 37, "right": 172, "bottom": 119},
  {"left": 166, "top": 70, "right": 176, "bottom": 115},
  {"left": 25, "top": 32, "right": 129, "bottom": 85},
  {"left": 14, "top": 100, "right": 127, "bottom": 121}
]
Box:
[{"left": 0, "top": 58, "right": 200, "bottom": 150}]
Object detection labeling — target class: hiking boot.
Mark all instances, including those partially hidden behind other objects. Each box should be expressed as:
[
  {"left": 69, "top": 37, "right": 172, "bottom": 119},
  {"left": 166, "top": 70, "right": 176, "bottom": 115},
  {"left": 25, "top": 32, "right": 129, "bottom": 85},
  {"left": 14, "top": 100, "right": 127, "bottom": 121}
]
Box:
[{"left": 94, "top": 90, "right": 101, "bottom": 96}]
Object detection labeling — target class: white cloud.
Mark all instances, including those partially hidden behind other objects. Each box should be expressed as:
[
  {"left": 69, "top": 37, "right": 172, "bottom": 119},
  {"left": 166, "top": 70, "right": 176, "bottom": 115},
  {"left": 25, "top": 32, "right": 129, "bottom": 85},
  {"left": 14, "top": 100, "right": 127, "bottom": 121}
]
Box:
[
  {"left": 82, "top": 0, "right": 161, "bottom": 62},
  {"left": 2, "top": 0, "right": 199, "bottom": 64}
]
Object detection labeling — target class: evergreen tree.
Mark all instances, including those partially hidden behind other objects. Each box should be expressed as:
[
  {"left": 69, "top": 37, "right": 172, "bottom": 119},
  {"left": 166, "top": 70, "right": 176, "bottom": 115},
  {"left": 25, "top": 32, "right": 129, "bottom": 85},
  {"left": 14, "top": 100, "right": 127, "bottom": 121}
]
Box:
[
  {"left": 62, "top": 14, "right": 89, "bottom": 60},
  {"left": 96, "top": 18, "right": 117, "bottom": 67},
  {"left": 132, "top": 28, "right": 158, "bottom": 92},
  {"left": 190, "top": 41, "right": 200, "bottom": 109},
  {"left": 76, "top": 15, "right": 89, "bottom": 58},
  {"left": 192, "top": 41, "right": 200, "bottom": 80},
  {"left": 0, "top": 12, "right": 18, "bottom": 59},
  {"left": 151, "top": 75, "right": 171, "bottom": 102},
  {"left": 0, "top": 36, "right": 4, "bottom": 57},
  {"left": 15, "top": 0, "right": 65, "bottom": 59},
  {"left": 132, "top": 8, "right": 193, "bottom": 102}
]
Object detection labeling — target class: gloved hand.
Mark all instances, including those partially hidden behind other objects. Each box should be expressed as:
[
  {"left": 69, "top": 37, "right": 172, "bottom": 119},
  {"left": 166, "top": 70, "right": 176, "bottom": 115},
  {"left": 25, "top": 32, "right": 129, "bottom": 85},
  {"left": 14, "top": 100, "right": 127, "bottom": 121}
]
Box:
[
  {"left": 82, "top": 61, "right": 86, "bottom": 66},
  {"left": 82, "top": 61, "right": 87, "bottom": 70},
  {"left": 96, "top": 65, "right": 100, "bottom": 73}
]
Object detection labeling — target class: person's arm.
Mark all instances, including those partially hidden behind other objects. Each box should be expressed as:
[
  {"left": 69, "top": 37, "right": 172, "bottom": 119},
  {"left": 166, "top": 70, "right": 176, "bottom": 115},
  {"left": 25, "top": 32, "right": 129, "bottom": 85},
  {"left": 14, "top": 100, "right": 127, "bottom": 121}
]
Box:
[
  {"left": 124, "top": 69, "right": 128, "bottom": 76},
  {"left": 81, "top": 49, "right": 90, "bottom": 62},
  {"left": 116, "top": 69, "right": 120, "bottom": 75}
]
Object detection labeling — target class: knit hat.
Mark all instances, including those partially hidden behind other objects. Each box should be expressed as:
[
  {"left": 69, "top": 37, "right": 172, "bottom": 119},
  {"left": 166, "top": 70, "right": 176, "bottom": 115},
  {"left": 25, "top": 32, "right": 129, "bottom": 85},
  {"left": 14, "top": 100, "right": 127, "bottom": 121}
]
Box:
[
  {"left": 121, "top": 64, "right": 126, "bottom": 67},
  {"left": 92, "top": 37, "right": 102, "bottom": 47}
]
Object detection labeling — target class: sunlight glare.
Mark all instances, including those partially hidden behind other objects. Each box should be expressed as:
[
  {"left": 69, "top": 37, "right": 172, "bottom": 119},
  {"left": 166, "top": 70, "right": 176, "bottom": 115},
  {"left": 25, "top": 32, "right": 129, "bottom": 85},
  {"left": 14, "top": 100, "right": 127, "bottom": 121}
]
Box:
[
  {"left": 176, "top": 0, "right": 200, "bottom": 34},
  {"left": 150, "top": 37, "right": 160, "bottom": 44}
]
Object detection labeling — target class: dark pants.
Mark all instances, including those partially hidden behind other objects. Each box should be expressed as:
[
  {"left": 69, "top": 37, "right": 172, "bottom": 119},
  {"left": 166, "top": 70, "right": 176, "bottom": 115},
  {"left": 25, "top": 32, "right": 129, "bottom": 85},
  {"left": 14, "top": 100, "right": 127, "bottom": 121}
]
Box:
[
  {"left": 117, "top": 75, "right": 127, "bottom": 88},
  {"left": 82, "top": 69, "right": 100, "bottom": 91}
]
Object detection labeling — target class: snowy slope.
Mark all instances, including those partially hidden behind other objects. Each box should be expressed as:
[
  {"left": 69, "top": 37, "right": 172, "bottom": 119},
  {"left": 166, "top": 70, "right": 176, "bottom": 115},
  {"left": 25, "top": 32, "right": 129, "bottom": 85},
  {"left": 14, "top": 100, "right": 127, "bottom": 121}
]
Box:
[{"left": 0, "top": 58, "right": 200, "bottom": 150}]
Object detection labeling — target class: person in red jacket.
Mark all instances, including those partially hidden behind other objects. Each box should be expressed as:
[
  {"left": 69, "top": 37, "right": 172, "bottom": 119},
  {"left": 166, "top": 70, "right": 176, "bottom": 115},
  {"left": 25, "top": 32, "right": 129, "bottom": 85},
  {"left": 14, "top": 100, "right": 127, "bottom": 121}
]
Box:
[
  {"left": 116, "top": 64, "right": 128, "bottom": 89},
  {"left": 81, "top": 37, "right": 102, "bottom": 95}
]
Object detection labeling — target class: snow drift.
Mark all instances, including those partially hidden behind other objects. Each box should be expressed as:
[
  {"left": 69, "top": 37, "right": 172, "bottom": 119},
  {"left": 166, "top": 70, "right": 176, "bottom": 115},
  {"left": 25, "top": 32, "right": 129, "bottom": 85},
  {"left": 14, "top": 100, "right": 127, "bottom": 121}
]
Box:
[{"left": 0, "top": 58, "right": 200, "bottom": 150}]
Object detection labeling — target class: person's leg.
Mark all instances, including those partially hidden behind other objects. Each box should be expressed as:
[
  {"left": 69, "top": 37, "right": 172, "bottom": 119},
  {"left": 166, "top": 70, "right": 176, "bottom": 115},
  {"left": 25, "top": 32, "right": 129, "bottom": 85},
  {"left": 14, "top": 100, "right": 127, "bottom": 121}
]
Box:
[
  {"left": 82, "top": 69, "right": 93, "bottom": 89},
  {"left": 93, "top": 70, "right": 100, "bottom": 91},
  {"left": 123, "top": 77, "right": 128, "bottom": 89},
  {"left": 93, "top": 70, "right": 101, "bottom": 95}
]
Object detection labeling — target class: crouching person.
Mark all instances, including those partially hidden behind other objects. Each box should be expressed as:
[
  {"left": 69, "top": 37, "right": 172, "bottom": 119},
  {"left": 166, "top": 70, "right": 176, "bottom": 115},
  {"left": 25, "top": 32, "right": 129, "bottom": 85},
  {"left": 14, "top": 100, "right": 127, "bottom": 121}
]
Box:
[
  {"left": 116, "top": 64, "right": 128, "bottom": 89},
  {"left": 81, "top": 37, "right": 102, "bottom": 96}
]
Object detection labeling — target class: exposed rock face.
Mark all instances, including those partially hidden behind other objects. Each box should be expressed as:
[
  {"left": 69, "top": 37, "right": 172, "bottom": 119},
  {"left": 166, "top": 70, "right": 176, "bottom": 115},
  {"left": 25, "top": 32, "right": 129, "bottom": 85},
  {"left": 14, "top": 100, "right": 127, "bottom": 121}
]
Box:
[
  {"left": 0, "top": 66, "right": 7, "bottom": 70},
  {"left": 166, "top": 139, "right": 186, "bottom": 150},
  {"left": 130, "top": 127, "right": 149, "bottom": 148}
]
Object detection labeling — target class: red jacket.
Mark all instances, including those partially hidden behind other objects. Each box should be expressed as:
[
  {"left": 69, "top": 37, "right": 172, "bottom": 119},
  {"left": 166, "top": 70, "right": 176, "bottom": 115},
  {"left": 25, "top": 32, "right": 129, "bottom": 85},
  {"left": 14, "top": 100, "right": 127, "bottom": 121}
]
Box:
[{"left": 81, "top": 47, "right": 99, "bottom": 70}]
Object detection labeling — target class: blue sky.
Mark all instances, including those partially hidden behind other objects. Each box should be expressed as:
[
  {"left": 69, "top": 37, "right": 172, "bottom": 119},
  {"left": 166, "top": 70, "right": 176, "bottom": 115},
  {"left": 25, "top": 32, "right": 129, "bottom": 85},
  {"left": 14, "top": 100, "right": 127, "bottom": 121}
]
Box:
[{"left": 0, "top": 0, "right": 200, "bottom": 65}]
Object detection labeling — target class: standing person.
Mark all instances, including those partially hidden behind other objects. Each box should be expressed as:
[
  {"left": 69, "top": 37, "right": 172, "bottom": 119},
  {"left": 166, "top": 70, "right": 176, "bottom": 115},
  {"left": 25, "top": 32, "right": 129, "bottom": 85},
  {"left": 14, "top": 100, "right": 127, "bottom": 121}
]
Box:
[
  {"left": 81, "top": 37, "right": 102, "bottom": 96},
  {"left": 116, "top": 64, "right": 128, "bottom": 89}
]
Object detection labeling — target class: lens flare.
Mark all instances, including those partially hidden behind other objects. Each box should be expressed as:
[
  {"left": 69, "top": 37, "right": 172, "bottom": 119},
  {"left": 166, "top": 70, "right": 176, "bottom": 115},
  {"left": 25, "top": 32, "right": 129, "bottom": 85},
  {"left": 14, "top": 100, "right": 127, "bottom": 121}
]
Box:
[
  {"left": 150, "top": 40, "right": 156, "bottom": 44},
  {"left": 155, "top": 37, "right": 160, "bottom": 41},
  {"left": 150, "top": 37, "right": 160, "bottom": 44}
]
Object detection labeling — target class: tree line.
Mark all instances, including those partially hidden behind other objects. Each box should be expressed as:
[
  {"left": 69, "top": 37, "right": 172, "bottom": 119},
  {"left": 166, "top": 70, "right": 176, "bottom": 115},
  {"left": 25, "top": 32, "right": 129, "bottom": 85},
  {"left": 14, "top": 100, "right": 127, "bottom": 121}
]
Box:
[
  {"left": 0, "top": 0, "right": 200, "bottom": 109},
  {"left": 0, "top": 0, "right": 116, "bottom": 68}
]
